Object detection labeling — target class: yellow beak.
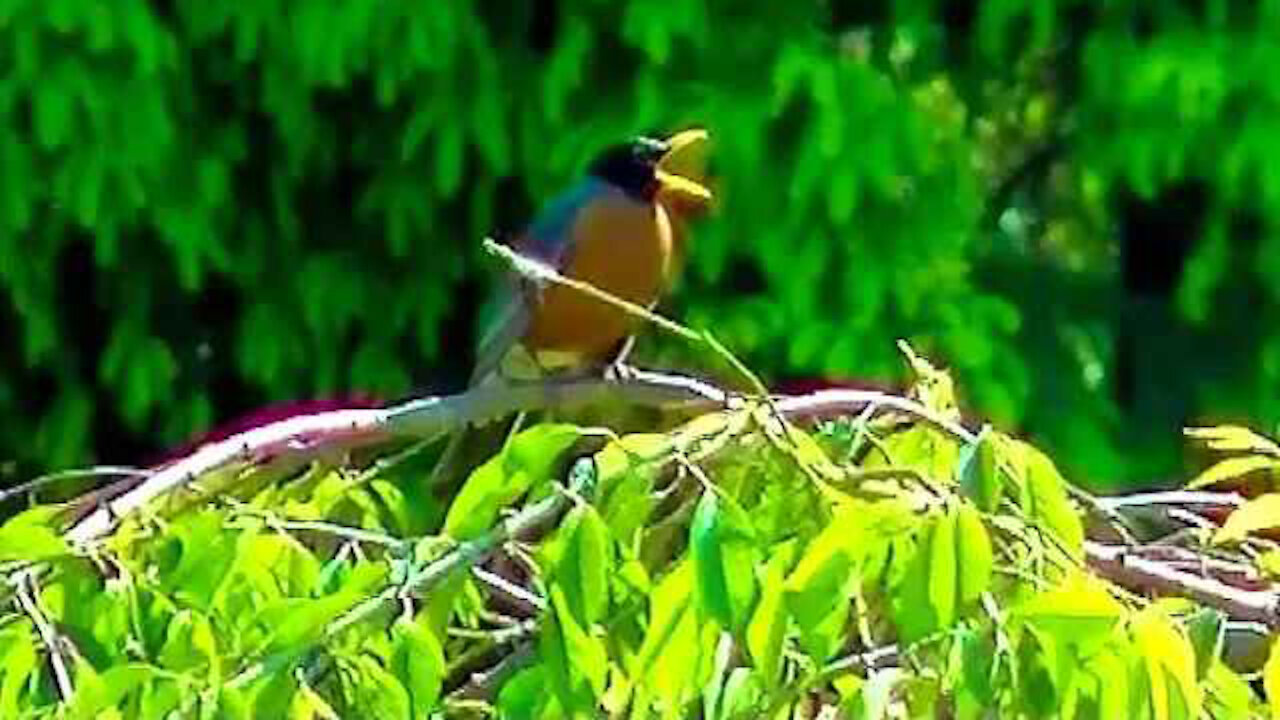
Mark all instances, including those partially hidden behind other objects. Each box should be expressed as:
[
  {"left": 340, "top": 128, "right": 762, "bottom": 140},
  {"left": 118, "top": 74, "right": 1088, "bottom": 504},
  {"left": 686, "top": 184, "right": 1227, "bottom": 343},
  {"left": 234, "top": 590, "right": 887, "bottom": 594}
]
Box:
[{"left": 655, "top": 128, "right": 713, "bottom": 206}]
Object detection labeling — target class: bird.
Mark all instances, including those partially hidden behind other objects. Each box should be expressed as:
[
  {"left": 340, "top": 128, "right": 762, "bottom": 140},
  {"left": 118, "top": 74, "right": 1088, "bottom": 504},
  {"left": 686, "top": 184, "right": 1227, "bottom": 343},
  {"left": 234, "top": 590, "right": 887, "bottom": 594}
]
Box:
[{"left": 431, "top": 129, "right": 715, "bottom": 493}]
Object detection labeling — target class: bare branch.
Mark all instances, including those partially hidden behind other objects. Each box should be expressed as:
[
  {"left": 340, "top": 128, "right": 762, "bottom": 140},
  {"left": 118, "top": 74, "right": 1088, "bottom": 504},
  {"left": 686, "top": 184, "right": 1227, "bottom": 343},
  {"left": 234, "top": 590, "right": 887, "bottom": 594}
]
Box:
[{"left": 1085, "top": 541, "right": 1280, "bottom": 627}]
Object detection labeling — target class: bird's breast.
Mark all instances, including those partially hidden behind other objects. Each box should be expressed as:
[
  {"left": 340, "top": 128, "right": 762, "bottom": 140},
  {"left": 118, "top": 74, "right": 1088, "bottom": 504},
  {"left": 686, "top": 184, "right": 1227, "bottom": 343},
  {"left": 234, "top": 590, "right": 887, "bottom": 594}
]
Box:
[{"left": 524, "top": 194, "right": 675, "bottom": 358}]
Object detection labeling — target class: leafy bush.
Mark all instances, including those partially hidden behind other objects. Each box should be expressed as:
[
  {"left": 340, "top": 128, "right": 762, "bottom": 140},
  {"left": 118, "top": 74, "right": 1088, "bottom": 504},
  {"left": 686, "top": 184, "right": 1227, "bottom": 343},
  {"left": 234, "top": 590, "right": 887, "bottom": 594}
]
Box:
[{"left": 2, "top": 346, "right": 1278, "bottom": 718}]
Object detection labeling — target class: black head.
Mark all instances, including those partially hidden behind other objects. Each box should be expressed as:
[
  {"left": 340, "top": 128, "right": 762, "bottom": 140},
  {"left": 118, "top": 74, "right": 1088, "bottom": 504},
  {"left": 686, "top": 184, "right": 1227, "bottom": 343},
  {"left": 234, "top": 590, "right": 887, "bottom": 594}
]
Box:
[{"left": 587, "top": 136, "right": 670, "bottom": 201}]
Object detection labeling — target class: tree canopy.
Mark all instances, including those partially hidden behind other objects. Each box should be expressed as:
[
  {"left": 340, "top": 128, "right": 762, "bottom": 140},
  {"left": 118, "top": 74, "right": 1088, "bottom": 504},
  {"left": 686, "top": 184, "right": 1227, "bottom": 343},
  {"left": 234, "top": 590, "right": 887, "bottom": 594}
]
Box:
[{"left": 2, "top": 2, "right": 1276, "bottom": 487}]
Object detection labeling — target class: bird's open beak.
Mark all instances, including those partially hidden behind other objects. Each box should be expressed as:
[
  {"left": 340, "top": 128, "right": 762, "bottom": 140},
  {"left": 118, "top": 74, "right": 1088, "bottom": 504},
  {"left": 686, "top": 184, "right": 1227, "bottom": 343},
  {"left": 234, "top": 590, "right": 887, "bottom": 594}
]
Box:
[{"left": 655, "top": 128, "right": 713, "bottom": 206}]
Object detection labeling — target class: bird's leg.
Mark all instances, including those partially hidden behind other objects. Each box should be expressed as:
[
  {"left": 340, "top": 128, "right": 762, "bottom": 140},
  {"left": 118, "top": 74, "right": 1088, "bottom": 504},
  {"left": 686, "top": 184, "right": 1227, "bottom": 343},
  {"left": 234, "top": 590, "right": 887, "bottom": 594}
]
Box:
[{"left": 604, "top": 335, "right": 640, "bottom": 382}]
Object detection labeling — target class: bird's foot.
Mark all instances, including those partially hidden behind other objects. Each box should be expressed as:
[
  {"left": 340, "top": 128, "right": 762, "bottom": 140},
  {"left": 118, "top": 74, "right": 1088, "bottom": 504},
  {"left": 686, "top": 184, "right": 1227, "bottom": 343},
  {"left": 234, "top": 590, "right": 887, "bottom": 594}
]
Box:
[{"left": 604, "top": 362, "right": 640, "bottom": 383}]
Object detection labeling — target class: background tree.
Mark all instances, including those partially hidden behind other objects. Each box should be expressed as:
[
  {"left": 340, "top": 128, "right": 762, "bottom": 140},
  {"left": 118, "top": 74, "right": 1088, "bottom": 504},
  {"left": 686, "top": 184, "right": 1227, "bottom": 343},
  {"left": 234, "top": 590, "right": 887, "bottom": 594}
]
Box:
[{"left": 2, "top": 0, "right": 1276, "bottom": 489}]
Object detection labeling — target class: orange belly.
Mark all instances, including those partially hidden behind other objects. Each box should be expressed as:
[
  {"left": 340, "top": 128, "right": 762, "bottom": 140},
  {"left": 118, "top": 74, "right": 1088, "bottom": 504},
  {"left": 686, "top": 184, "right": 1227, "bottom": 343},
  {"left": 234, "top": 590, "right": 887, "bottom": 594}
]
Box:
[{"left": 524, "top": 195, "right": 674, "bottom": 360}]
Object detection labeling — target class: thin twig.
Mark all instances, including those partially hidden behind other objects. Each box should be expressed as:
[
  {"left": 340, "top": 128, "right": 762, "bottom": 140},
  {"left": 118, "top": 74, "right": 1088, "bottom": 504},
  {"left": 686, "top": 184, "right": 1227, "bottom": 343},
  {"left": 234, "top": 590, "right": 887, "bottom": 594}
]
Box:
[
  {"left": 0, "top": 466, "right": 151, "bottom": 503},
  {"left": 12, "top": 571, "right": 74, "bottom": 701},
  {"left": 483, "top": 238, "right": 700, "bottom": 342},
  {"left": 224, "top": 502, "right": 409, "bottom": 550},
  {"left": 472, "top": 566, "right": 546, "bottom": 614},
  {"left": 448, "top": 642, "right": 538, "bottom": 703}
]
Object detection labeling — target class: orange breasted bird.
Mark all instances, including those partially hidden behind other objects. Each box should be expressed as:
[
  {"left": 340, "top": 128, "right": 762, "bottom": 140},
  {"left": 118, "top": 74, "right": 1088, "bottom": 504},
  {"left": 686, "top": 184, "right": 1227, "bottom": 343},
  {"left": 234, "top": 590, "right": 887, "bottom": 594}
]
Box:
[{"left": 431, "top": 129, "right": 714, "bottom": 491}]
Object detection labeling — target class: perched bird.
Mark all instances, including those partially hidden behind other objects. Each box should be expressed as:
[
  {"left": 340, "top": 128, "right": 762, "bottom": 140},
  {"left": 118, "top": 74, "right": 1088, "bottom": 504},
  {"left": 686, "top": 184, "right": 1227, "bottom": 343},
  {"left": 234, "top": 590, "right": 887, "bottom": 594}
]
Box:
[{"left": 432, "top": 129, "right": 715, "bottom": 491}]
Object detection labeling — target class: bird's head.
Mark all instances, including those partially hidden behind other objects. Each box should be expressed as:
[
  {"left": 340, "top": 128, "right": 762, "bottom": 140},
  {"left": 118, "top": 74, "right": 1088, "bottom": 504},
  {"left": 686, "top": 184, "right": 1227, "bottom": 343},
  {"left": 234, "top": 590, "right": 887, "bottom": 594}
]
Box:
[{"left": 588, "top": 129, "right": 713, "bottom": 211}]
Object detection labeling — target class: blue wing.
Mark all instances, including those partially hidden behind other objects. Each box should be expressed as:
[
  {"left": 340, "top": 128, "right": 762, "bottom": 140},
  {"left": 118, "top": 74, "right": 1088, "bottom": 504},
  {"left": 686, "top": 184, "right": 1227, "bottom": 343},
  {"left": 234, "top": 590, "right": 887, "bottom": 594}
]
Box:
[{"left": 470, "top": 177, "right": 609, "bottom": 384}]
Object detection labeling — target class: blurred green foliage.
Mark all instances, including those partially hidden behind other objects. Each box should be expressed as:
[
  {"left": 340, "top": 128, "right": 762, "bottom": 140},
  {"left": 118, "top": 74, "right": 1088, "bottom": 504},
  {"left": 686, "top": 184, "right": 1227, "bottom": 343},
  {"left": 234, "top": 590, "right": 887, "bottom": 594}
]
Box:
[{"left": 2, "top": 0, "right": 1278, "bottom": 488}]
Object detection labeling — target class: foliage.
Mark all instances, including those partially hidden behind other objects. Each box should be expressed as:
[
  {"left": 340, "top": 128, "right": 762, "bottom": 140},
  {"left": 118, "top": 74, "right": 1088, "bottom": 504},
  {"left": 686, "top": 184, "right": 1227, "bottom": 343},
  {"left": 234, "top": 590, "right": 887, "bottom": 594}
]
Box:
[
  {"left": 2, "top": 348, "right": 1277, "bottom": 718},
  {"left": 4, "top": 1, "right": 1280, "bottom": 486}
]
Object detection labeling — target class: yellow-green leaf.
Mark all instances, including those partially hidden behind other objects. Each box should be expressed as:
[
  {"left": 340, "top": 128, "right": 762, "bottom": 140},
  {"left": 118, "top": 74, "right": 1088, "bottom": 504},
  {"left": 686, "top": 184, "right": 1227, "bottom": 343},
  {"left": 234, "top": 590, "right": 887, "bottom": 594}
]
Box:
[
  {"left": 1014, "top": 571, "right": 1125, "bottom": 656},
  {"left": 289, "top": 682, "right": 340, "bottom": 720},
  {"left": 0, "top": 506, "right": 69, "bottom": 562},
  {"left": 1185, "top": 425, "right": 1280, "bottom": 456},
  {"left": 1188, "top": 455, "right": 1280, "bottom": 489},
  {"left": 547, "top": 505, "right": 612, "bottom": 626},
  {"left": 958, "top": 430, "right": 1003, "bottom": 513},
  {"left": 1000, "top": 437, "right": 1084, "bottom": 558},
  {"left": 746, "top": 541, "right": 797, "bottom": 689},
  {"left": 1265, "top": 637, "right": 1280, "bottom": 719},
  {"left": 391, "top": 618, "right": 445, "bottom": 718},
  {"left": 955, "top": 503, "right": 993, "bottom": 606},
  {"left": 784, "top": 507, "right": 863, "bottom": 660},
  {"left": 1213, "top": 493, "right": 1280, "bottom": 544},
  {"left": 444, "top": 424, "right": 583, "bottom": 540},
  {"left": 1133, "top": 608, "right": 1202, "bottom": 720}
]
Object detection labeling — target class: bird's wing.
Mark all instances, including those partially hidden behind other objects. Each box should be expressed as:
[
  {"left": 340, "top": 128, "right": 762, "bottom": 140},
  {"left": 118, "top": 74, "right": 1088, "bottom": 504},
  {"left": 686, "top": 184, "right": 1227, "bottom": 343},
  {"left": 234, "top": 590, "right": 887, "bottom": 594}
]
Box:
[{"left": 470, "top": 178, "right": 610, "bottom": 385}]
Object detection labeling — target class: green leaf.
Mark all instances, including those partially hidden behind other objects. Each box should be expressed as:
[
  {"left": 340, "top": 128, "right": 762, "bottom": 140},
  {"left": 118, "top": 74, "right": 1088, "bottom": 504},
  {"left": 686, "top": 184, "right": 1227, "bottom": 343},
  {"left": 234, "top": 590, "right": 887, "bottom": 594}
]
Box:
[
  {"left": 250, "top": 664, "right": 298, "bottom": 719},
  {"left": 0, "top": 505, "right": 69, "bottom": 562},
  {"left": 0, "top": 627, "right": 38, "bottom": 717},
  {"left": 66, "top": 655, "right": 109, "bottom": 720},
  {"left": 289, "top": 682, "right": 340, "bottom": 719},
  {"left": 444, "top": 424, "right": 583, "bottom": 540},
  {"left": 1014, "top": 571, "right": 1124, "bottom": 656},
  {"left": 1213, "top": 493, "right": 1280, "bottom": 544},
  {"left": 434, "top": 123, "right": 464, "bottom": 198},
  {"left": 498, "top": 666, "right": 553, "bottom": 719},
  {"left": 256, "top": 595, "right": 355, "bottom": 653},
  {"left": 1001, "top": 436, "right": 1084, "bottom": 558},
  {"left": 715, "top": 667, "right": 763, "bottom": 720},
  {"left": 351, "top": 654, "right": 412, "bottom": 720},
  {"left": 542, "top": 587, "right": 608, "bottom": 708},
  {"left": 958, "top": 429, "right": 1003, "bottom": 512},
  {"left": 926, "top": 507, "right": 958, "bottom": 630},
  {"left": 163, "top": 510, "right": 237, "bottom": 609},
  {"left": 255, "top": 563, "right": 385, "bottom": 655},
  {"left": 158, "top": 610, "right": 218, "bottom": 675},
  {"left": 1205, "top": 660, "right": 1256, "bottom": 719},
  {"left": 746, "top": 541, "right": 797, "bottom": 689},
  {"left": 691, "top": 491, "right": 760, "bottom": 633},
  {"left": 390, "top": 618, "right": 444, "bottom": 718},
  {"left": 545, "top": 505, "right": 612, "bottom": 627},
  {"left": 634, "top": 558, "right": 714, "bottom": 713},
  {"left": 955, "top": 503, "right": 993, "bottom": 606},
  {"left": 1184, "top": 608, "right": 1224, "bottom": 681},
  {"left": 893, "top": 511, "right": 958, "bottom": 643},
  {"left": 1088, "top": 649, "right": 1131, "bottom": 720},
  {"left": 956, "top": 626, "right": 996, "bottom": 706},
  {"left": 784, "top": 506, "right": 862, "bottom": 660},
  {"left": 1133, "top": 608, "right": 1202, "bottom": 720},
  {"left": 597, "top": 435, "right": 663, "bottom": 547}
]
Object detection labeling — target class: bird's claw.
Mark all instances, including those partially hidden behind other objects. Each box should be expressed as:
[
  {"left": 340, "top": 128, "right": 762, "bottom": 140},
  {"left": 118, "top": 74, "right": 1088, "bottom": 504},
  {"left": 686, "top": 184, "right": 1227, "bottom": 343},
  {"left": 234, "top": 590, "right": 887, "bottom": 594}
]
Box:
[{"left": 604, "top": 362, "right": 639, "bottom": 382}]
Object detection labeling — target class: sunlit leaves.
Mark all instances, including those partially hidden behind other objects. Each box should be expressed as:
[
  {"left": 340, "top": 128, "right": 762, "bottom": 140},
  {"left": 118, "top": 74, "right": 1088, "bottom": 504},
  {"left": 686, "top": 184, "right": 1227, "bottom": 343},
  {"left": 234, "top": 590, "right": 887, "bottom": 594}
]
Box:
[
  {"left": 893, "top": 502, "right": 992, "bottom": 643},
  {"left": 633, "top": 558, "right": 716, "bottom": 714},
  {"left": 1213, "top": 493, "right": 1280, "bottom": 545},
  {"left": 1265, "top": 638, "right": 1280, "bottom": 719},
  {"left": 390, "top": 619, "right": 444, "bottom": 718},
  {"left": 0, "top": 506, "right": 69, "bottom": 562},
  {"left": 444, "top": 424, "right": 584, "bottom": 540},
  {"left": 1132, "top": 608, "right": 1203, "bottom": 720},
  {"left": 1014, "top": 571, "right": 1125, "bottom": 657},
  {"left": 996, "top": 435, "right": 1085, "bottom": 559},
  {"left": 783, "top": 506, "right": 862, "bottom": 660},
  {"left": 745, "top": 541, "right": 796, "bottom": 690},
  {"left": 1184, "top": 424, "right": 1280, "bottom": 491}
]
